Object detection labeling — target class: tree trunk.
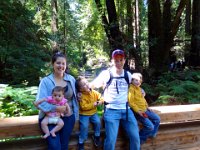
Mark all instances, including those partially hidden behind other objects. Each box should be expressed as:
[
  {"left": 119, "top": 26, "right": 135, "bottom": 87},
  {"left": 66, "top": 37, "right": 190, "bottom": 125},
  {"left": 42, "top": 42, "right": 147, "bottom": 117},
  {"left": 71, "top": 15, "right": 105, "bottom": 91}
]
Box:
[
  {"left": 129, "top": 0, "right": 142, "bottom": 72},
  {"left": 148, "top": 0, "right": 188, "bottom": 75},
  {"left": 126, "top": 0, "right": 133, "bottom": 44},
  {"left": 185, "top": 0, "right": 191, "bottom": 35},
  {"left": 163, "top": 0, "right": 175, "bottom": 66},
  {"left": 94, "top": 0, "right": 112, "bottom": 48},
  {"left": 189, "top": 0, "right": 200, "bottom": 66},
  {"left": 51, "top": 0, "right": 59, "bottom": 52},
  {"left": 148, "top": 0, "right": 163, "bottom": 74},
  {"left": 63, "top": 1, "right": 66, "bottom": 54},
  {"left": 134, "top": 0, "right": 140, "bottom": 50},
  {"left": 106, "top": 0, "right": 123, "bottom": 51},
  {"left": 95, "top": 0, "right": 142, "bottom": 70}
]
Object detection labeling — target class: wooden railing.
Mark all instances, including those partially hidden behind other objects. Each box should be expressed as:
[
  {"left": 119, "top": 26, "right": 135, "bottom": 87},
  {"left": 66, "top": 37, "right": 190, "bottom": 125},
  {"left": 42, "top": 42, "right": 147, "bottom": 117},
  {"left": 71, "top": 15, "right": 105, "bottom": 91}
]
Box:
[{"left": 1, "top": 104, "right": 200, "bottom": 150}]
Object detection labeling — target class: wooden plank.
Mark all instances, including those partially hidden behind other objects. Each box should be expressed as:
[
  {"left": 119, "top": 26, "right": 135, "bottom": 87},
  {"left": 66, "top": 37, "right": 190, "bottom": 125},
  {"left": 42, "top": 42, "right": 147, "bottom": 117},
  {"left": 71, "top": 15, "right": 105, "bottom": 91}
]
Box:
[
  {"left": 0, "top": 136, "right": 100, "bottom": 150},
  {"left": 151, "top": 104, "right": 200, "bottom": 123},
  {"left": 0, "top": 116, "right": 99, "bottom": 139},
  {"left": 1, "top": 104, "right": 200, "bottom": 149},
  {"left": 1, "top": 122, "right": 200, "bottom": 150},
  {"left": 141, "top": 122, "right": 200, "bottom": 150}
]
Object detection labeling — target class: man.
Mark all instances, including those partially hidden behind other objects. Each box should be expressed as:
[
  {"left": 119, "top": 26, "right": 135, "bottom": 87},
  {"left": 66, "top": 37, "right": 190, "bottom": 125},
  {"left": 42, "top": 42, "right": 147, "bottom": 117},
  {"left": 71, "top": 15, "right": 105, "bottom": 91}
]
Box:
[{"left": 90, "top": 49, "right": 140, "bottom": 150}]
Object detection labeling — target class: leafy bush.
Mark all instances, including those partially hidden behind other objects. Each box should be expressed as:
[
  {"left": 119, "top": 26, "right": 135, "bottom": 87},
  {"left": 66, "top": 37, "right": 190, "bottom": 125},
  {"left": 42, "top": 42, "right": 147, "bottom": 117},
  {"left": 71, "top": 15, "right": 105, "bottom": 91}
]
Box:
[
  {"left": 143, "top": 70, "right": 200, "bottom": 105},
  {"left": 0, "top": 85, "right": 38, "bottom": 118}
]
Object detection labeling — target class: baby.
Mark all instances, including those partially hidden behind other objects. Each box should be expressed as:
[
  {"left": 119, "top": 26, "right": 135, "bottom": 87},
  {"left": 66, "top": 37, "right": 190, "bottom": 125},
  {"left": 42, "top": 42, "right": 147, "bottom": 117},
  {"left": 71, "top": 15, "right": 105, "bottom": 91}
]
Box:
[{"left": 34, "top": 86, "right": 70, "bottom": 138}]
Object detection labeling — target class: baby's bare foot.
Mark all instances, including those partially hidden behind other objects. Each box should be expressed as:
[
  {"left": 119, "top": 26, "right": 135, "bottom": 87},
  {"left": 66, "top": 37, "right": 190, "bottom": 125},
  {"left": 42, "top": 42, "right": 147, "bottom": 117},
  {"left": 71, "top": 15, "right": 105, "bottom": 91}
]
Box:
[{"left": 43, "top": 133, "right": 50, "bottom": 139}]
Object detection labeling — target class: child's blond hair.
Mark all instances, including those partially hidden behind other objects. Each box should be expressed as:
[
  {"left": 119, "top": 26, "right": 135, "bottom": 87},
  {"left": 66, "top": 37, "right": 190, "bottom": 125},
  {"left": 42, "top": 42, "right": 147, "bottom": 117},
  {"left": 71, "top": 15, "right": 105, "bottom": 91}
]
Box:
[{"left": 131, "top": 73, "right": 143, "bottom": 83}]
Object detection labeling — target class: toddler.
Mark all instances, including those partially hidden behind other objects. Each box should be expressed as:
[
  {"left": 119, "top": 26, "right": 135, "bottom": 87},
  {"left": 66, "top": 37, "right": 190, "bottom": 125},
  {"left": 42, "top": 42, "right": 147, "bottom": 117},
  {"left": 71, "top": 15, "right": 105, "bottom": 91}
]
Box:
[
  {"left": 128, "top": 73, "right": 160, "bottom": 144},
  {"left": 76, "top": 76, "right": 104, "bottom": 150}
]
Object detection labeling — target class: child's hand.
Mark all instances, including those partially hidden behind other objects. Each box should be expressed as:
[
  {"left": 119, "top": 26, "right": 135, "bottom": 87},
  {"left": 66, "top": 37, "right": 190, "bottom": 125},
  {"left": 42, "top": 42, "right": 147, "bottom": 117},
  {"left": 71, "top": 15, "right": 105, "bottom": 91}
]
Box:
[
  {"left": 138, "top": 111, "right": 144, "bottom": 117},
  {"left": 142, "top": 112, "right": 148, "bottom": 118},
  {"left": 77, "top": 93, "right": 82, "bottom": 101},
  {"left": 138, "top": 111, "right": 148, "bottom": 118},
  {"left": 97, "top": 101, "right": 103, "bottom": 105},
  {"left": 141, "top": 88, "right": 146, "bottom": 97},
  {"left": 94, "top": 101, "right": 99, "bottom": 106}
]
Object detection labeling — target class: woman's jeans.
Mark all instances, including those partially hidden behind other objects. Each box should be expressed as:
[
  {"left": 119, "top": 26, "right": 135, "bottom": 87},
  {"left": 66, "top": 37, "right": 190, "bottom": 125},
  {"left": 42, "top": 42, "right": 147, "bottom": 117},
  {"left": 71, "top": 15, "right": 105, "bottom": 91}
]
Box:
[
  {"left": 103, "top": 108, "right": 140, "bottom": 150},
  {"left": 39, "top": 114, "right": 75, "bottom": 150},
  {"left": 79, "top": 113, "right": 101, "bottom": 143},
  {"left": 135, "top": 109, "right": 160, "bottom": 144}
]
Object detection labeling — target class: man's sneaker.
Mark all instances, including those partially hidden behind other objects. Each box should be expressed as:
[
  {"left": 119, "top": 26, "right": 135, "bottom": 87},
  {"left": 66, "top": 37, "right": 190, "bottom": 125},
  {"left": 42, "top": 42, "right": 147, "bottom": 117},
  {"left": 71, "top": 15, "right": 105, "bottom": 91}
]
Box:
[
  {"left": 92, "top": 135, "right": 101, "bottom": 147},
  {"left": 78, "top": 142, "right": 84, "bottom": 150}
]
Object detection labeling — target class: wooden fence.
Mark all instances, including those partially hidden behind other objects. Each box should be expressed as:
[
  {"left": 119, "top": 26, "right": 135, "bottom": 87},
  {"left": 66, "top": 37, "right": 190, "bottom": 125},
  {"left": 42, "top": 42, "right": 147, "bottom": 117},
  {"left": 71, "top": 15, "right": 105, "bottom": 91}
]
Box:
[{"left": 1, "top": 104, "right": 200, "bottom": 150}]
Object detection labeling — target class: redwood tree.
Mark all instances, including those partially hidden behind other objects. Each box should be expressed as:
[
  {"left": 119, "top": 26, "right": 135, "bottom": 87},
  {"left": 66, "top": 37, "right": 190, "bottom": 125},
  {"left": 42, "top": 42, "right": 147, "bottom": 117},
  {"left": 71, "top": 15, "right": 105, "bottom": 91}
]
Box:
[
  {"left": 94, "top": 0, "right": 142, "bottom": 71},
  {"left": 189, "top": 0, "right": 200, "bottom": 66},
  {"left": 148, "top": 0, "right": 188, "bottom": 75}
]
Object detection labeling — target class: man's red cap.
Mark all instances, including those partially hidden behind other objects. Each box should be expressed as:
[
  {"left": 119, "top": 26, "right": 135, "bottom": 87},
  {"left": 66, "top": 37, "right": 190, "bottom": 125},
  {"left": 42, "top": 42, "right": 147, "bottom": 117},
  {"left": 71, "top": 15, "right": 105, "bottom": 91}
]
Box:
[{"left": 112, "top": 49, "right": 125, "bottom": 58}]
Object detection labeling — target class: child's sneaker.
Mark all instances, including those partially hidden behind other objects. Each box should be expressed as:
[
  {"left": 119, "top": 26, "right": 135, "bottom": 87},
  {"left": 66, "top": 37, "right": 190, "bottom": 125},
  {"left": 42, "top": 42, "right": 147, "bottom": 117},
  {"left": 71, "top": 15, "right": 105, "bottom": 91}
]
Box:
[
  {"left": 78, "top": 142, "right": 84, "bottom": 150},
  {"left": 92, "top": 135, "right": 101, "bottom": 147}
]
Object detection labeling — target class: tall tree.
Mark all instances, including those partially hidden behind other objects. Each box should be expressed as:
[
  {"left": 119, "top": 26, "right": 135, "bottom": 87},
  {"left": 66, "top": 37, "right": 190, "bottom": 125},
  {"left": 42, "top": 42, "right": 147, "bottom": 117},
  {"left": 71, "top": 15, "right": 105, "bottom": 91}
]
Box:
[
  {"left": 189, "top": 0, "right": 200, "bottom": 66},
  {"left": 148, "top": 0, "right": 163, "bottom": 74},
  {"left": 185, "top": 0, "right": 191, "bottom": 35},
  {"left": 94, "top": 0, "right": 142, "bottom": 71},
  {"left": 148, "top": 0, "right": 188, "bottom": 75},
  {"left": 51, "top": 0, "right": 59, "bottom": 51},
  {"left": 106, "top": 0, "right": 123, "bottom": 51}
]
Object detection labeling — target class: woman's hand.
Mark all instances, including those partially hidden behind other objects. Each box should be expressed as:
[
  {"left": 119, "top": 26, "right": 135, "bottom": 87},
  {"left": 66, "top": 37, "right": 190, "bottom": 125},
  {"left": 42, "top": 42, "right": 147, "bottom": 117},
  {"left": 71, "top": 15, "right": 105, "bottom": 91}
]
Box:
[
  {"left": 56, "top": 106, "right": 67, "bottom": 113},
  {"left": 64, "top": 104, "right": 71, "bottom": 116}
]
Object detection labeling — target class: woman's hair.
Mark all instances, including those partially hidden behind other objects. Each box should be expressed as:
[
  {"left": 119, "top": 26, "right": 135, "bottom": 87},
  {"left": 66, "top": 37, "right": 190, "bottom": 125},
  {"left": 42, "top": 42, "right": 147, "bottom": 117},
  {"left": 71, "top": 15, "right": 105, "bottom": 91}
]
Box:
[
  {"left": 51, "top": 51, "right": 69, "bottom": 73},
  {"left": 52, "top": 86, "right": 65, "bottom": 94},
  {"left": 51, "top": 51, "right": 67, "bottom": 64}
]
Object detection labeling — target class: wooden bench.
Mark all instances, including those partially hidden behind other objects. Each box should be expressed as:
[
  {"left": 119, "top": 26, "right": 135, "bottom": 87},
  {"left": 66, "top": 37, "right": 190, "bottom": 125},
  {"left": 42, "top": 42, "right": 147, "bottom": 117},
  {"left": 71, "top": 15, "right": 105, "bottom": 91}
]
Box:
[{"left": 1, "top": 104, "right": 200, "bottom": 150}]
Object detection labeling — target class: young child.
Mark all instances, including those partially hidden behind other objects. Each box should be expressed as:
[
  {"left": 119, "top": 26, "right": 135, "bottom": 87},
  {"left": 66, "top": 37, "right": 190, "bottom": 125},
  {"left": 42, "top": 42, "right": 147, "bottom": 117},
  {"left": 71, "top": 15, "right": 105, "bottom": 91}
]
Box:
[
  {"left": 34, "top": 86, "right": 70, "bottom": 138},
  {"left": 76, "top": 76, "right": 104, "bottom": 150},
  {"left": 128, "top": 73, "right": 160, "bottom": 144}
]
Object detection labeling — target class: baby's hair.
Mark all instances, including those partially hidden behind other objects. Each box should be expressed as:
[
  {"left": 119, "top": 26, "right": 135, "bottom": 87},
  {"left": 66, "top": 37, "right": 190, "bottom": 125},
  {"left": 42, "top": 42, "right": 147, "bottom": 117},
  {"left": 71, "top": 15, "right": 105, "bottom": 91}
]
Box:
[
  {"left": 75, "top": 76, "right": 86, "bottom": 92},
  {"left": 52, "top": 86, "right": 65, "bottom": 94}
]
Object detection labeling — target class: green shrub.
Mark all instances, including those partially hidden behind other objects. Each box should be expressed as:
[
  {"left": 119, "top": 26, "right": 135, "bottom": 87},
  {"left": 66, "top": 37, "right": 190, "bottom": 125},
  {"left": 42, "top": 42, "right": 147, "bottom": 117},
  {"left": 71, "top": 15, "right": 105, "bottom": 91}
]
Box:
[{"left": 0, "top": 85, "right": 38, "bottom": 117}]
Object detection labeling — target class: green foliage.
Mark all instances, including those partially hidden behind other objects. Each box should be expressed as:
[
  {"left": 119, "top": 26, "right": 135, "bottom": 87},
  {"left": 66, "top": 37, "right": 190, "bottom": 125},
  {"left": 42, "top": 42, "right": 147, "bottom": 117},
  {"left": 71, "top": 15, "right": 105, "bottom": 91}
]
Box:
[
  {"left": 0, "top": 0, "right": 50, "bottom": 85},
  {"left": 155, "top": 95, "right": 178, "bottom": 105},
  {"left": 68, "top": 66, "right": 79, "bottom": 78},
  {"left": 143, "top": 70, "right": 200, "bottom": 105},
  {"left": 0, "top": 85, "right": 38, "bottom": 118}
]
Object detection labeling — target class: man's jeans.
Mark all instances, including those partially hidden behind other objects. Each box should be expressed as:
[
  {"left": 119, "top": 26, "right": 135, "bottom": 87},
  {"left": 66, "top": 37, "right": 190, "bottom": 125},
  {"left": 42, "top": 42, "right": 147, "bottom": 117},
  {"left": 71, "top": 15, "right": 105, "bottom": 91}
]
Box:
[
  {"left": 79, "top": 113, "right": 101, "bottom": 143},
  {"left": 39, "top": 114, "right": 75, "bottom": 150},
  {"left": 103, "top": 108, "right": 140, "bottom": 150},
  {"left": 135, "top": 109, "right": 160, "bottom": 144}
]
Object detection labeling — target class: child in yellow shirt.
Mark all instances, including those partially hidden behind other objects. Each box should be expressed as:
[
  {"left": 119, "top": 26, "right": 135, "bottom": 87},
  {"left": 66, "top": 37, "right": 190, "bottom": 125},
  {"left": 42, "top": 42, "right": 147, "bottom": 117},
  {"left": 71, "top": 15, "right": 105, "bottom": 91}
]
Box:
[
  {"left": 76, "top": 76, "right": 104, "bottom": 150},
  {"left": 128, "top": 73, "right": 160, "bottom": 144}
]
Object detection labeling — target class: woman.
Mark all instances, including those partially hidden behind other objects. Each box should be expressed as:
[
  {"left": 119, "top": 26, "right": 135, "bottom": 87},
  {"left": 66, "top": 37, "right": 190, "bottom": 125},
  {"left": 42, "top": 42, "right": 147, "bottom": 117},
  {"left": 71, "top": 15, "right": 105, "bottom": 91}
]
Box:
[{"left": 35, "top": 51, "right": 79, "bottom": 150}]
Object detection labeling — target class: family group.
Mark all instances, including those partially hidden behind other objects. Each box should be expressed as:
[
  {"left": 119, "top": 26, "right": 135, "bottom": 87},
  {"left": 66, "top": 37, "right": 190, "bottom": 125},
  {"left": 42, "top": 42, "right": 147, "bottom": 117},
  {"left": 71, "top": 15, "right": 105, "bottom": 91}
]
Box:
[{"left": 34, "top": 49, "right": 160, "bottom": 150}]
